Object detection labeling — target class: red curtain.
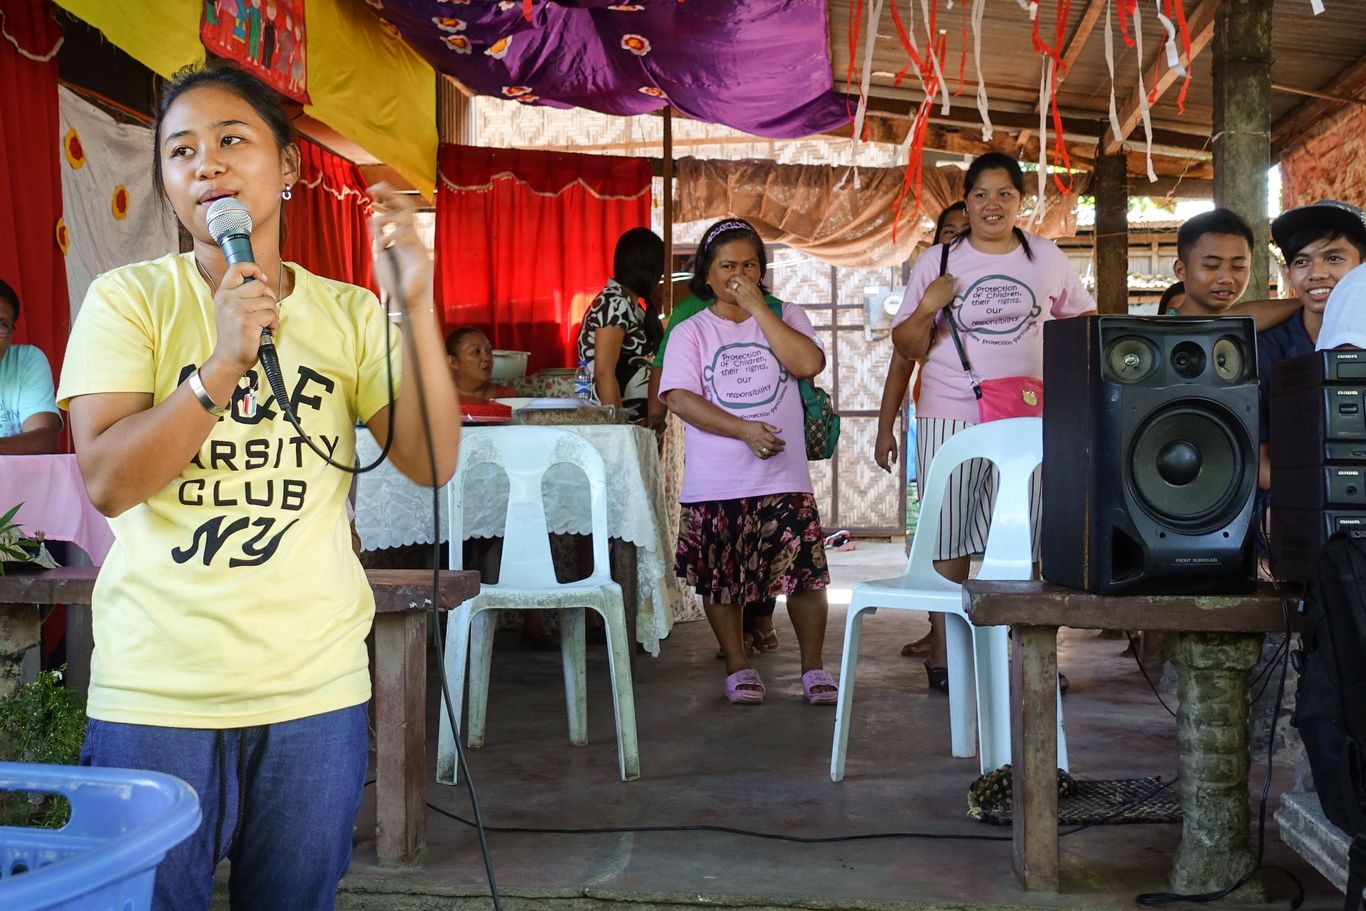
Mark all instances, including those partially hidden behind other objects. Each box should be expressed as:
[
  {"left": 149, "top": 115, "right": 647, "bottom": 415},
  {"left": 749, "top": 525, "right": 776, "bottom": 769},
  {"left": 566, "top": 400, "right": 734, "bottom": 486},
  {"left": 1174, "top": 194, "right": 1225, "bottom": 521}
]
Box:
[
  {"left": 435, "top": 144, "right": 651, "bottom": 373},
  {"left": 283, "top": 138, "right": 377, "bottom": 294},
  {"left": 0, "top": 1, "right": 70, "bottom": 392}
]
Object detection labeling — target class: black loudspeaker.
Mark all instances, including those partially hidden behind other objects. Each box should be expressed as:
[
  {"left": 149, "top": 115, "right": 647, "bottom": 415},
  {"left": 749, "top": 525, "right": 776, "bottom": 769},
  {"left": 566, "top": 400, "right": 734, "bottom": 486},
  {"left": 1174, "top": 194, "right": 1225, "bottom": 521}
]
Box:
[
  {"left": 1040, "top": 316, "right": 1258, "bottom": 594},
  {"left": 1270, "top": 350, "right": 1366, "bottom": 581}
]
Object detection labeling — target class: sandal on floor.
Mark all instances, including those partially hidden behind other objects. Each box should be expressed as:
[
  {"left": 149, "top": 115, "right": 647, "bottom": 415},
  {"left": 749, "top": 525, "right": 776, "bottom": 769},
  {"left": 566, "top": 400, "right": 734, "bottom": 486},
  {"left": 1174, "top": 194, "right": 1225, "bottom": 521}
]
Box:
[
  {"left": 924, "top": 659, "right": 949, "bottom": 694},
  {"left": 724, "top": 668, "right": 765, "bottom": 704},
  {"left": 900, "top": 630, "right": 933, "bottom": 658},
  {"left": 752, "top": 628, "right": 780, "bottom": 653},
  {"left": 801, "top": 669, "right": 839, "bottom": 705}
]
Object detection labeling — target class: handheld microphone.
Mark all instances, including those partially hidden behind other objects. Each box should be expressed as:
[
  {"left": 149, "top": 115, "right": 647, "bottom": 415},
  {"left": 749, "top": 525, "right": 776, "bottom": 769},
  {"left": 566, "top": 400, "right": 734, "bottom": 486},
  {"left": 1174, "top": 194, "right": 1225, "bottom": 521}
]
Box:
[{"left": 205, "top": 196, "right": 293, "bottom": 422}]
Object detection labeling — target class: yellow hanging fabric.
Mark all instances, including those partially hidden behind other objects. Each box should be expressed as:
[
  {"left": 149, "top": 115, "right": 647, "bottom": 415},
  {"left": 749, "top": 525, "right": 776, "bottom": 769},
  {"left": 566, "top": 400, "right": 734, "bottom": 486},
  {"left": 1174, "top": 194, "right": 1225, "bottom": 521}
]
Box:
[
  {"left": 52, "top": 0, "right": 203, "bottom": 78},
  {"left": 304, "top": 0, "right": 436, "bottom": 199}
]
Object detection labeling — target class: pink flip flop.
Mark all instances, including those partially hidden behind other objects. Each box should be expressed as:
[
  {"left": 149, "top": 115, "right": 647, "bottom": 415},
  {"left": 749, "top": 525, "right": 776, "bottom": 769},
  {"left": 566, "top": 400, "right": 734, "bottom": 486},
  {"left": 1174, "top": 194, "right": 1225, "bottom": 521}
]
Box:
[
  {"left": 724, "top": 669, "right": 765, "bottom": 704},
  {"left": 802, "top": 669, "right": 839, "bottom": 705}
]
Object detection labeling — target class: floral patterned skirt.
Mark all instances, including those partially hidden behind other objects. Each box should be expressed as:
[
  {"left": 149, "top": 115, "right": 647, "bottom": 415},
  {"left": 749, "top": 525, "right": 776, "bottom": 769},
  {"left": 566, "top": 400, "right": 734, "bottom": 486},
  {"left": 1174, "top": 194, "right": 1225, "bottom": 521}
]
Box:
[{"left": 675, "top": 492, "right": 830, "bottom": 605}]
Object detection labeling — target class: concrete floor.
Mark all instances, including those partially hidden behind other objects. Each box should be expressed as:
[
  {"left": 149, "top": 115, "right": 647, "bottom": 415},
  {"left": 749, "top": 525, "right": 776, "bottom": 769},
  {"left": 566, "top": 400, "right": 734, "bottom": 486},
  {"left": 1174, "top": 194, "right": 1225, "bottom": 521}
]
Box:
[{"left": 339, "top": 542, "right": 1332, "bottom": 910}]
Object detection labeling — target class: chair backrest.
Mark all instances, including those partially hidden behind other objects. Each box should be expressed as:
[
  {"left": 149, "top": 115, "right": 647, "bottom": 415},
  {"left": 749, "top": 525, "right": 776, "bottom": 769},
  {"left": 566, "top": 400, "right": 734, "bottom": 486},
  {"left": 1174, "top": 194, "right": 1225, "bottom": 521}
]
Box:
[
  {"left": 446, "top": 427, "right": 611, "bottom": 589},
  {"left": 904, "top": 417, "right": 1042, "bottom": 588}
]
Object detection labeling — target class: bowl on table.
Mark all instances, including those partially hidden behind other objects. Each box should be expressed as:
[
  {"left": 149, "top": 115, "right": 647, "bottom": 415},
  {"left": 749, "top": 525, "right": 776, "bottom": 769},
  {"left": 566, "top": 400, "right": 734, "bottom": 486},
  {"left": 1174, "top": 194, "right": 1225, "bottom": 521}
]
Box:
[{"left": 491, "top": 350, "right": 530, "bottom": 380}]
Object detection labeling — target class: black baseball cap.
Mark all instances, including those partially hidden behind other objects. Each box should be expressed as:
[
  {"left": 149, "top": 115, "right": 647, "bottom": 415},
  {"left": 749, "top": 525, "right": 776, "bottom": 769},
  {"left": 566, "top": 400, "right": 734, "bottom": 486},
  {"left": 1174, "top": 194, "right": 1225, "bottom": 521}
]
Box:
[{"left": 1272, "top": 199, "right": 1366, "bottom": 260}]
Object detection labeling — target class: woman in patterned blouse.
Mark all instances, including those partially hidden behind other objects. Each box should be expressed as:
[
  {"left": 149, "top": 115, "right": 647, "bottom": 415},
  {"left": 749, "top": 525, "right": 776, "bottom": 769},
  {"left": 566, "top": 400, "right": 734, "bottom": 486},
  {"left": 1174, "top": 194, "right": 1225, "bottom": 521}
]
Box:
[{"left": 576, "top": 228, "right": 665, "bottom": 425}]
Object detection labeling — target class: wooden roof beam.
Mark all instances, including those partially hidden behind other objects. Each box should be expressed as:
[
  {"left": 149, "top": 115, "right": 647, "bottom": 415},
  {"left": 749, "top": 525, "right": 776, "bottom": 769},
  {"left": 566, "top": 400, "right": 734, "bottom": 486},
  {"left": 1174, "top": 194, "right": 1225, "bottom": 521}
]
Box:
[
  {"left": 1102, "top": 0, "right": 1220, "bottom": 154},
  {"left": 1271, "top": 52, "right": 1366, "bottom": 156}
]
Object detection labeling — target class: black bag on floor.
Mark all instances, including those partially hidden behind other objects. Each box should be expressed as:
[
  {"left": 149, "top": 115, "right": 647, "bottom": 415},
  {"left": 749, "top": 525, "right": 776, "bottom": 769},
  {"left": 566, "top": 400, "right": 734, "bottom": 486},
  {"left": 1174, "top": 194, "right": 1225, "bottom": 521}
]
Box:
[{"left": 1292, "top": 530, "right": 1366, "bottom": 910}]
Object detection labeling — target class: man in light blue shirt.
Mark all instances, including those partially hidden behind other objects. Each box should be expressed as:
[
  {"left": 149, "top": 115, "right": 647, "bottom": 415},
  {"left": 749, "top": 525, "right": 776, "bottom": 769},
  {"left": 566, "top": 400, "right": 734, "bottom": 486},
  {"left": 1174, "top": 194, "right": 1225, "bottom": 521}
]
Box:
[{"left": 0, "top": 278, "right": 59, "bottom": 454}]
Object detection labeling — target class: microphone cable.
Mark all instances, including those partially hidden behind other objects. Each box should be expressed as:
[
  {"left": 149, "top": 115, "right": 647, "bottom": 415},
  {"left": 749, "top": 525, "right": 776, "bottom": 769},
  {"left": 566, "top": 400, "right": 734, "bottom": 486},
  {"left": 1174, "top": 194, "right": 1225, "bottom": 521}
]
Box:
[
  {"left": 272, "top": 244, "right": 502, "bottom": 907},
  {"left": 376, "top": 247, "right": 502, "bottom": 908}
]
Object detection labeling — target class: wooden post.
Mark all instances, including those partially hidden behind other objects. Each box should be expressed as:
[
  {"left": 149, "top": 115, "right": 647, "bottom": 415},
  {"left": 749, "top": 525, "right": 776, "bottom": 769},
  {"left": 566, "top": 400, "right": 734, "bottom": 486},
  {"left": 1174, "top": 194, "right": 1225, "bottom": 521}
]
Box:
[
  {"left": 662, "top": 107, "right": 675, "bottom": 316},
  {"left": 1011, "top": 624, "right": 1061, "bottom": 892},
  {"left": 1212, "top": 0, "right": 1273, "bottom": 301},
  {"left": 1094, "top": 152, "right": 1130, "bottom": 315}
]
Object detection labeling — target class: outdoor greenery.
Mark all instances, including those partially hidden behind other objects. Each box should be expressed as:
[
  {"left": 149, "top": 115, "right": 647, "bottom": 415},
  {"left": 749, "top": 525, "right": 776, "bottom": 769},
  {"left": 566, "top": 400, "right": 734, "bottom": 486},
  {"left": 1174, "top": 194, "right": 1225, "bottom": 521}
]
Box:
[
  {"left": 0, "top": 669, "right": 86, "bottom": 827},
  {"left": 0, "top": 502, "right": 40, "bottom": 573}
]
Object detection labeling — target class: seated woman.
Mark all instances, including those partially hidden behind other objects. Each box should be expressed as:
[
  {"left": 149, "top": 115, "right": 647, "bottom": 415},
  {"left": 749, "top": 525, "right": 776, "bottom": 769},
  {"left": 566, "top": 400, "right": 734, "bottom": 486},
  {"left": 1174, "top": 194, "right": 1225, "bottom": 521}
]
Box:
[
  {"left": 446, "top": 327, "right": 516, "bottom": 404},
  {"left": 659, "top": 218, "right": 836, "bottom": 706}
]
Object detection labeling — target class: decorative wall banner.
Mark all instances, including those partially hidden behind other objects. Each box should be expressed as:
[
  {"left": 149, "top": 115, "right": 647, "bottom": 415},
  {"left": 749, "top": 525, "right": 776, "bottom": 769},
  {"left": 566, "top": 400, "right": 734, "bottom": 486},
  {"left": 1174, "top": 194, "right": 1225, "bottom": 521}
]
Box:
[
  {"left": 201, "top": 0, "right": 309, "bottom": 103},
  {"left": 57, "top": 86, "right": 180, "bottom": 321}
]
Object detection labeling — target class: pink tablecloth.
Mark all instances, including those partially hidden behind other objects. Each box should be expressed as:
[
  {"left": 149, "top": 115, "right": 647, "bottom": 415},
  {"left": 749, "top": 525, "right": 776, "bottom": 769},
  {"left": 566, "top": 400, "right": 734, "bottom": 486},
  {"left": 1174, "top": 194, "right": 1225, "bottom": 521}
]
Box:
[{"left": 0, "top": 454, "right": 113, "bottom": 564}]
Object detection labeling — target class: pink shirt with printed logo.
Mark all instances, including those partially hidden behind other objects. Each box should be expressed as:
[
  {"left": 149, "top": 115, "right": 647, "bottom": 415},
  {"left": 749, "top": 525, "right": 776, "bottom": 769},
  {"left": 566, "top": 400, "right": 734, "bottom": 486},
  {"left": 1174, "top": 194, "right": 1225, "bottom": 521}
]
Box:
[
  {"left": 658, "top": 302, "right": 824, "bottom": 503},
  {"left": 892, "top": 232, "right": 1094, "bottom": 423}
]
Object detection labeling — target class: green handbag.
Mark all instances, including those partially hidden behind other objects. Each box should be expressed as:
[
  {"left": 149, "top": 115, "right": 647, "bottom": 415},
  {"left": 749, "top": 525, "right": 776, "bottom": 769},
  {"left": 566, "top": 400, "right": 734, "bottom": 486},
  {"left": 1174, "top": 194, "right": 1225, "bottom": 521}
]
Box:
[{"left": 766, "top": 300, "right": 841, "bottom": 460}]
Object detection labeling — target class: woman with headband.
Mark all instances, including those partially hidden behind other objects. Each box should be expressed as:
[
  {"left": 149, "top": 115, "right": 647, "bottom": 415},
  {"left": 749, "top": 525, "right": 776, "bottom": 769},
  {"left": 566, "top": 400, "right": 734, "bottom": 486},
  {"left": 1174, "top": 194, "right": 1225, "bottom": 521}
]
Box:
[{"left": 658, "top": 218, "right": 836, "bottom": 705}]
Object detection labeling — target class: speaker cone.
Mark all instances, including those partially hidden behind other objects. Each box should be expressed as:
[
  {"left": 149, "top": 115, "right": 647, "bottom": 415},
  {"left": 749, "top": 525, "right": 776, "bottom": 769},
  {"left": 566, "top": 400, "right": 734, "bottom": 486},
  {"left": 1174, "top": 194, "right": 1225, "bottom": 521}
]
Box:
[
  {"left": 1106, "top": 336, "right": 1159, "bottom": 384},
  {"left": 1212, "top": 336, "right": 1247, "bottom": 383},
  {"left": 1170, "top": 341, "right": 1207, "bottom": 380},
  {"left": 1127, "top": 403, "right": 1253, "bottom": 534}
]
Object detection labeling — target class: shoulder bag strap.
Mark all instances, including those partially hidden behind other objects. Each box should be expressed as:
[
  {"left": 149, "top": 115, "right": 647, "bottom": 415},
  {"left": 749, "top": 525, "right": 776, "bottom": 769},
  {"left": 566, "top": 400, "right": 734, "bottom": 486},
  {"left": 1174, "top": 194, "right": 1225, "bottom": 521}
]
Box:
[{"left": 937, "top": 242, "right": 982, "bottom": 400}]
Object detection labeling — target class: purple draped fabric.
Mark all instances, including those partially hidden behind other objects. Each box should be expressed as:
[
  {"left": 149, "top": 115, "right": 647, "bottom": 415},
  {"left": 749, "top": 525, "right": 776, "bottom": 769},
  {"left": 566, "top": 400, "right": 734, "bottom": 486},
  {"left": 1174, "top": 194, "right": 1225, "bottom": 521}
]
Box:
[{"left": 365, "top": 0, "right": 850, "bottom": 138}]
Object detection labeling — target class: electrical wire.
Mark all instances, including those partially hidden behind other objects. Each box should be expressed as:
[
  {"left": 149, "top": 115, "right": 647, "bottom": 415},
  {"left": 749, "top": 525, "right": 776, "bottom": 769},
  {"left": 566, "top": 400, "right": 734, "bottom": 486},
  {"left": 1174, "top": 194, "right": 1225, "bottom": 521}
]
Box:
[
  {"left": 287, "top": 246, "right": 502, "bottom": 908},
  {"left": 1134, "top": 595, "right": 1305, "bottom": 909}
]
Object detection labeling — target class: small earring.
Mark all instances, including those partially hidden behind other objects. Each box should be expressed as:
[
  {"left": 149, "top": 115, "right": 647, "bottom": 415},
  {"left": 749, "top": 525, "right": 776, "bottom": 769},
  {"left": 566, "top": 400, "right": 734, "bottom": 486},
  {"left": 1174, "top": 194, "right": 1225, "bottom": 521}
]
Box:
[{"left": 281, "top": 185, "right": 293, "bottom": 200}]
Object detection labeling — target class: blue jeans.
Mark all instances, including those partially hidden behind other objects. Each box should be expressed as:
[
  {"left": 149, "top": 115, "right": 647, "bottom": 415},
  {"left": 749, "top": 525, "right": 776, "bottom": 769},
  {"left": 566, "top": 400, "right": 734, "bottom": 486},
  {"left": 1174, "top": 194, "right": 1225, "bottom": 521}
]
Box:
[{"left": 80, "top": 704, "right": 368, "bottom": 911}]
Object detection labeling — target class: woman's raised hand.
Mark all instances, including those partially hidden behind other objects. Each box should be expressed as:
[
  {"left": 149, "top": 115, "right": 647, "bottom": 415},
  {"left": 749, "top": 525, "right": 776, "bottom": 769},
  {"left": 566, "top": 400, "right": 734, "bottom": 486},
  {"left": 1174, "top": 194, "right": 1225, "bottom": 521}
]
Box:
[
  {"left": 208, "top": 262, "right": 280, "bottom": 376},
  {"left": 739, "top": 420, "right": 785, "bottom": 460},
  {"left": 369, "top": 182, "right": 433, "bottom": 314},
  {"left": 728, "top": 275, "right": 768, "bottom": 317}
]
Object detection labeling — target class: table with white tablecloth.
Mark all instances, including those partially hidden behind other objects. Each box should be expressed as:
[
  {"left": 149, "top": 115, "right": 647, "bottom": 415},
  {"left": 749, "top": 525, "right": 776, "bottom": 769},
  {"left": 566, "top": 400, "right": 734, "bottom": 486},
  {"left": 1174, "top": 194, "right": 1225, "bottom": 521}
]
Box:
[{"left": 352, "top": 424, "right": 686, "bottom": 654}]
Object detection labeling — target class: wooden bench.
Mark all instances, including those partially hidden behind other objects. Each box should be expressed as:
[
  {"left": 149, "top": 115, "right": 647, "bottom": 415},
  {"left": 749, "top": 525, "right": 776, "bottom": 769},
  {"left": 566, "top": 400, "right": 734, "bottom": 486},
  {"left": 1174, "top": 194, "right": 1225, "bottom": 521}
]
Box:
[
  {"left": 1276, "top": 791, "right": 1362, "bottom": 898},
  {"left": 0, "top": 565, "right": 479, "bottom": 867},
  {"left": 962, "top": 580, "right": 1297, "bottom": 895}
]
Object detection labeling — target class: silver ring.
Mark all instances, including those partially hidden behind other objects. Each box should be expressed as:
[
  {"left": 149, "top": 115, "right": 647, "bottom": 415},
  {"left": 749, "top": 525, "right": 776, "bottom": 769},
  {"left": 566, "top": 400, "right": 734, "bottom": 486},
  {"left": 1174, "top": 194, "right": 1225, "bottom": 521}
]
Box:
[
  {"left": 760, "top": 447, "right": 769, "bottom": 455},
  {"left": 728, "top": 278, "right": 741, "bottom": 291}
]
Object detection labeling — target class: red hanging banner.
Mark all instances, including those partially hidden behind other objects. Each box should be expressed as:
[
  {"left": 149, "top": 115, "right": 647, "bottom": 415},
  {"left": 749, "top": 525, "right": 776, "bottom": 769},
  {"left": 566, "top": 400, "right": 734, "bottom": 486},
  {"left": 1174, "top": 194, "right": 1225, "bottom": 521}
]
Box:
[{"left": 200, "top": 0, "right": 310, "bottom": 104}]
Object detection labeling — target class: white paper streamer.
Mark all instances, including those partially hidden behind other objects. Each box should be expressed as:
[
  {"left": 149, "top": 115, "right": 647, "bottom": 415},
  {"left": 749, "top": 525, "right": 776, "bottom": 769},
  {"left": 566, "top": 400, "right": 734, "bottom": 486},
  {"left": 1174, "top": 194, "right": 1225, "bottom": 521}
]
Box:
[
  {"left": 972, "top": 0, "right": 993, "bottom": 140},
  {"left": 921, "top": 0, "right": 952, "bottom": 113},
  {"left": 1104, "top": 0, "right": 1124, "bottom": 141},
  {"left": 1310, "top": 0, "right": 1325, "bottom": 13},
  {"left": 1032, "top": 56, "right": 1050, "bottom": 229},
  {"left": 1154, "top": 0, "right": 1187, "bottom": 77},
  {"left": 1132, "top": 3, "right": 1158, "bottom": 182},
  {"left": 848, "top": 0, "right": 886, "bottom": 188}
]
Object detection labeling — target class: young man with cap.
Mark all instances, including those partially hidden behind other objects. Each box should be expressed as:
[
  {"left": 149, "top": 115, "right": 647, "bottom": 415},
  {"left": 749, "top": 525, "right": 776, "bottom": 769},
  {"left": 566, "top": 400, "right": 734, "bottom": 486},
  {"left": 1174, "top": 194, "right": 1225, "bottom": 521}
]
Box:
[{"left": 1256, "top": 200, "right": 1366, "bottom": 495}]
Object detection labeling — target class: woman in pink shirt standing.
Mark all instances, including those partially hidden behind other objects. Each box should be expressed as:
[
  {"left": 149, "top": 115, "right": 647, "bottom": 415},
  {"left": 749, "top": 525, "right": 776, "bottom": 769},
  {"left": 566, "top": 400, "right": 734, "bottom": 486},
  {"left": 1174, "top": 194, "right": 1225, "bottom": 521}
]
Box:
[
  {"left": 891, "top": 153, "right": 1095, "bottom": 693},
  {"left": 659, "top": 219, "right": 837, "bottom": 706}
]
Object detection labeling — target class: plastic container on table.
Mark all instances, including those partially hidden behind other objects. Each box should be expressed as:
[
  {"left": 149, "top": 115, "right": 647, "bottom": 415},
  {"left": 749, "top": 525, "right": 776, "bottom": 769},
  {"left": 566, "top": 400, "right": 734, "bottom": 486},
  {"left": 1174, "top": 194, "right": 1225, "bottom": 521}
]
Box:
[{"left": 0, "top": 762, "right": 201, "bottom": 911}]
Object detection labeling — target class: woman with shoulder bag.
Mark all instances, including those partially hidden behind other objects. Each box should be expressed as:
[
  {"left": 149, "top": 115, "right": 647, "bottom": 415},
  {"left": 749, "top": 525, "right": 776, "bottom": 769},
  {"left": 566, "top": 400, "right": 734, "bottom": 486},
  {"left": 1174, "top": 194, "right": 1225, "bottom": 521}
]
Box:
[{"left": 890, "top": 153, "right": 1095, "bottom": 693}]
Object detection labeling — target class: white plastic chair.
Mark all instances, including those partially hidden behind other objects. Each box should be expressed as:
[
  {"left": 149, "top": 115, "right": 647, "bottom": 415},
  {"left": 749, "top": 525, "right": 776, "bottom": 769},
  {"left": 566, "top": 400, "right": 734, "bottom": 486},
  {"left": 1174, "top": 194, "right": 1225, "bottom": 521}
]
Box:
[
  {"left": 829, "top": 416, "right": 1067, "bottom": 780},
  {"left": 435, "top": 427, "right": 639, "bottom": 784}
]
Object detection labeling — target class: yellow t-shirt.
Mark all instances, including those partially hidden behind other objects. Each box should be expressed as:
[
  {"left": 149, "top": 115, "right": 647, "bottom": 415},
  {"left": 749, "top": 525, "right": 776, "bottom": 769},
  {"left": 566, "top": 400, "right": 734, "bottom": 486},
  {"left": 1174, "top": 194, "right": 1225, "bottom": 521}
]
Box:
[{"left": 57, "top": 252, "right": 400, "bottom": 728}]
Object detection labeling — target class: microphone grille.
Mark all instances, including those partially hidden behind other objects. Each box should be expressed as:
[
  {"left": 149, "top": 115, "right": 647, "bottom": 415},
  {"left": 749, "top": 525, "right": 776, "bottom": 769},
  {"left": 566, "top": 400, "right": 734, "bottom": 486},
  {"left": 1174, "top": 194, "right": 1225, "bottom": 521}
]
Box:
[{"left": 206, "top": 197, "right": 253, "bottom": 244}]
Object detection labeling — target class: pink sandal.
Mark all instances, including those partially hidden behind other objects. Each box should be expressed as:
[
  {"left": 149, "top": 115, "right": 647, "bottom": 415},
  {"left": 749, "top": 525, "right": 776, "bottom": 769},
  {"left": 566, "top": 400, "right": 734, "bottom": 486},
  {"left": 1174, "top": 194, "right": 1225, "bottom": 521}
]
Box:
[
  {"left": 802, "top": 669, "right": 838, "bottom": 705},
  {"left": 724, "top": 669, "right": 765, "bottom": 704}
]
